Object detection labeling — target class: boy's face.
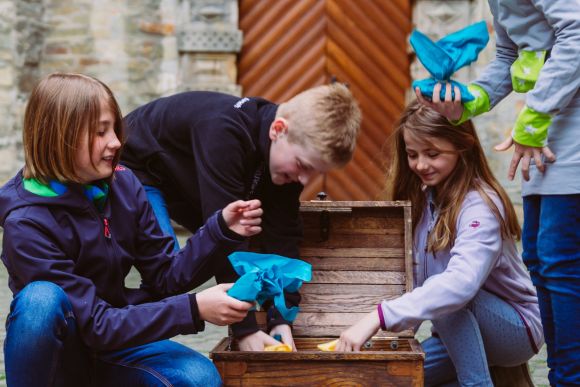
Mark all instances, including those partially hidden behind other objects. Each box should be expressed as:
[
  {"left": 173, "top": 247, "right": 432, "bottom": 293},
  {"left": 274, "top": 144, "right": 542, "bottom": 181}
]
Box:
[
  {"left": 268, "top": 119, "right": 333, "bottom": 186},
  {"left": 75, "top": 100, "right": 121, "bottom": 183}
]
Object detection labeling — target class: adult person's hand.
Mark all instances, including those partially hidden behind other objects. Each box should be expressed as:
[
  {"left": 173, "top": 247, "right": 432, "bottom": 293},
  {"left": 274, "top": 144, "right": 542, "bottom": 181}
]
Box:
[
  {"left": 415, "top": 83, "right": 463, "bottom": 122},
  {"left": 222, "top": 199, "right": 263, "bottom": 236},
  {"left": 494, "top": 137, "right": 556, "bottom": 181},
  {"left": 197, "top": 283, "right": 254, "bottom": 325}
]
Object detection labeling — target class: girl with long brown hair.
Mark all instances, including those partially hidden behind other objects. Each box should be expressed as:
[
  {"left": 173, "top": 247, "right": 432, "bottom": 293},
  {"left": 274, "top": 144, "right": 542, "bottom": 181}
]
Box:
[{"left": 337, "top": 100, "right": 543, "bottom": 386}]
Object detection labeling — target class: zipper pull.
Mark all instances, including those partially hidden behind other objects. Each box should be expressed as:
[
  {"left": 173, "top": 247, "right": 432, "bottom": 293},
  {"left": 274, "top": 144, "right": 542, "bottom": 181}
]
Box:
[{"left": 103, "top": 218, "right": 111, "bottom": 238}]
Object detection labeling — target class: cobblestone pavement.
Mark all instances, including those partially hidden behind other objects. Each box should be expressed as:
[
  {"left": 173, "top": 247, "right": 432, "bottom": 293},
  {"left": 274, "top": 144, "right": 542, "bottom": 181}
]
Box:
[{"left": 0, "top": 232, "right": 549, "bottom": 386}]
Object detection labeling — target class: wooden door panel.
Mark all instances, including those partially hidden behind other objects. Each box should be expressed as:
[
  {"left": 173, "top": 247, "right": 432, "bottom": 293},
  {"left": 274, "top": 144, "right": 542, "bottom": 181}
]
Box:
[{"left": 239, "top": 0, "right": 412, "bottom": 200}]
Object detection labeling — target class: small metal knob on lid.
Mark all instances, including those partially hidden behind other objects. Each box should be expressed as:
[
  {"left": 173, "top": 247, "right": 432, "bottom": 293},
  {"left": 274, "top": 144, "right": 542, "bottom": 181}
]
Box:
[{"left": 316, "top": 191, "right": 327, "bottom": 201}]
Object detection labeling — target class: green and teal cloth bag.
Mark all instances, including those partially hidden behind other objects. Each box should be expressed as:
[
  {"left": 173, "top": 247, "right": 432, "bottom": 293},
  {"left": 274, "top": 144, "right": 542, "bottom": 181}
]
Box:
[
  {"left": 227, "top": 252, "right": 312, "bottom": 322},
  {"left": 411, "top": 21, "right": 489, "bottom": 103}
]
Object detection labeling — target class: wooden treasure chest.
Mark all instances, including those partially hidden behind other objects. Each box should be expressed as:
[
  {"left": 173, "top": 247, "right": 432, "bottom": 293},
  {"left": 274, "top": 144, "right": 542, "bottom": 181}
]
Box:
[{"left": 210, "top": 200, "right": 424, "bottom": 386}]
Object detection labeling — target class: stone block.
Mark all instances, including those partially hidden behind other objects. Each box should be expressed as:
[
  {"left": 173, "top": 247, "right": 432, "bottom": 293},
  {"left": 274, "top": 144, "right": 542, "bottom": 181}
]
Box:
[
  {"left": 139, "top": 21, "right": 175, "bottom": 36},
  {"left": 0, "top": 67, "right": 13, "bottom": 87},
  {"left": 177, "top": 27, "right": 241, "bottom": 53},
  {"left": 178, "top": 53, "right": 237, "bottom": 87}
]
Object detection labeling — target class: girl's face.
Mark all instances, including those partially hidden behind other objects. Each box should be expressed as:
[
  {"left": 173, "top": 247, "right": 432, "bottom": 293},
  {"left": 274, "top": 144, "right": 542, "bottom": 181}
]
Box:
[
  {"left": 403, "top": 130, "right": 459, "bottom": 190},
  {"left": 75, "top": 100, "right": 121, "bottom": 183}
]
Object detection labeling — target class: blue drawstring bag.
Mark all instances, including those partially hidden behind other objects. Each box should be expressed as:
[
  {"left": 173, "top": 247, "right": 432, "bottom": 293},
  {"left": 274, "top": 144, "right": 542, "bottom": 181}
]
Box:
[
  {"left": 411, "top": 21, "right": 489, "bottom": 102},
  {"left": 227, "top": 252, "right": 312, "bottom": 322}
]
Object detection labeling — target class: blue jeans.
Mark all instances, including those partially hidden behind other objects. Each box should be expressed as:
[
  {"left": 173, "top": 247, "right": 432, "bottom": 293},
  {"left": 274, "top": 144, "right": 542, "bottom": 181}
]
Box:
[
  {"left": 422, "top": 289, "right": 535, "bottom": 387},
  {"left": 144, "top": 185, "right": 180, "bottom": 252},
  {"left": 4, "top": 281, "right": 221, "bottom": 386},
  {"left": 523, "top": 195, "right": 580, "bottom": 386}
]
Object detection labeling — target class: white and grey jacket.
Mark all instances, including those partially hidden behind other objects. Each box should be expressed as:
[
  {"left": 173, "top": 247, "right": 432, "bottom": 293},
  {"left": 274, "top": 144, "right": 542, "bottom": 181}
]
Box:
[{"left": 378, "top": 189, "right": 544, "bottom": 352}]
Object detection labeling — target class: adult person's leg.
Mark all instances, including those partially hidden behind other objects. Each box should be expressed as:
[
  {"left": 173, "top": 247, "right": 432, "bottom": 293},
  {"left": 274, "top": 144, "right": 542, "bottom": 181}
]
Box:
[
  {"left": 424, "top": 289, "right": 535, "bottom": 386},
  {"left": 535, "top": 194, "right": 580, "bottom": 385},
  {"left": 94, "top": 339, "right": 222, "bottom": 387},
  {"left": 143, "top": 184, "right": 180, "bottom": 252},
  {"left": 4, "top": 281, "right": 92, "bottom": 387},
  {"left": 522, "top": 195, "right": 557, "bottom": 384}
]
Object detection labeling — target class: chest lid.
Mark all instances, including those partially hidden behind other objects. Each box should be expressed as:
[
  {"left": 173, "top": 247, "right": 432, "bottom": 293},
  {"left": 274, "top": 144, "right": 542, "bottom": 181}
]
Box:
[{"left": 288, "top": 200, "right": 413, "bottom": 338}]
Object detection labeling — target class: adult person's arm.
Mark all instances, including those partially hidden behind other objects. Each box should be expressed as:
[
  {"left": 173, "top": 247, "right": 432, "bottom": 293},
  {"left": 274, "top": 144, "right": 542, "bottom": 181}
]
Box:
[{"left": 418, "top": 1, "right": 580, "bottom": 180}]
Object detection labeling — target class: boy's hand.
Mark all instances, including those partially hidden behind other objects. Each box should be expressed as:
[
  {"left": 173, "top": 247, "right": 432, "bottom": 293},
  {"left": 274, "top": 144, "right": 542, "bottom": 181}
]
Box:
[
  {"left": 335, "top": 310, "right": 380, "bottom": 352},
  {"left": 197, "top": 283, "right": 253, "bottom": 325},
  {"left": 270, "top": 324, "right": 296, "bottom": 351},
  {"left": 415, "top": 83, "right": 463, "bottom": 121},
  {"left": 237, "top": 330, "right": 280, "bottom": 351},
  {"left": 222, "top": 199, "right": 262, "bottom": 237}
]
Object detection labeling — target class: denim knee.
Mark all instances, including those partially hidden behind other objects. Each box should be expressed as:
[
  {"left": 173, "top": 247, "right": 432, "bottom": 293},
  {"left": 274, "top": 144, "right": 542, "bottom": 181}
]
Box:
[
  {"left": 174, "top": 350, "right": 222, "bottom": 387},
  {"left": 7, "top": 281, "right": 72, "bottom": 339}
]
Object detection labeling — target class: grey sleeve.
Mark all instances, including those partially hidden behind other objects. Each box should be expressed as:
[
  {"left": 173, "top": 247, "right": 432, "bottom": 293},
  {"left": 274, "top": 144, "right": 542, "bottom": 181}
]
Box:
[
  {"left": 473, "top": 15, "right": 518, "bottom": 109},
  {"left": 526, "top": 0, "right": 580, "bottom": 115}
]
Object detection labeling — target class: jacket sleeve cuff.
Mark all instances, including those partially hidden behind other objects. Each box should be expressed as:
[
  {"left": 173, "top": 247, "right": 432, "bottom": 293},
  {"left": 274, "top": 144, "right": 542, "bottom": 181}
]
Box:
[
  {"left": 451, "top": 84, "right": 490, "bottom": 125},
  {"left": 377, "top": 303, "right": 387, "bottom": 331},
  {"left": 512, "top": 105, "right": 552, "bottom": 148},
  {"left": 230, "top": 311, "right": 261, "bottom": 338},
  {"left": 511, "top": 50, "right": 546, "bottom": 93},
  {"left": 267, "top": 308, "right": 291, "bottom": 331},
  {"left": 218, "top": 210, "right": 245, "bottom": 241},
  {"left": 188, "top": 294, "right": 206, "bottom": 333},
  {"left": 266, "top": 290, "right": 301, "bottom": 330}
]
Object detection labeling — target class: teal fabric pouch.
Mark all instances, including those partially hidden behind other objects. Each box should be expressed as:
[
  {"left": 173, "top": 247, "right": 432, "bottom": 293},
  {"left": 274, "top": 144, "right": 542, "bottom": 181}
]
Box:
[
  {"left": 227, "top": 252, "right": 312, "bottom": 322},
  {"left": 411, "top": 21, "right": 489, "bottom": 102}
]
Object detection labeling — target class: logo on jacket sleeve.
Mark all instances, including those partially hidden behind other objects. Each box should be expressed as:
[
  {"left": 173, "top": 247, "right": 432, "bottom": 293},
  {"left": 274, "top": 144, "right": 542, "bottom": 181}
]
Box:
[
  {"left": 469, "top": 220, "right": 481, "bottom": 228},
  {"left": 115, "top": 165, "right": 126, "bottom": 172},
  {"left": 234, "top": 97, "right": 250, "bottom": 109}
]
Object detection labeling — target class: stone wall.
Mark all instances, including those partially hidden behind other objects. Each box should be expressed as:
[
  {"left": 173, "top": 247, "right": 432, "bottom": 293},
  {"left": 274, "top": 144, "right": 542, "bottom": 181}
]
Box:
[{"left": 0, "top": 0, "right": 241, "bottom": 183}]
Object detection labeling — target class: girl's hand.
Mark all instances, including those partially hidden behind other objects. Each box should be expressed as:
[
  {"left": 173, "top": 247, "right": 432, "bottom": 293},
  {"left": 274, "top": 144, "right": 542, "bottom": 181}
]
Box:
[
  {"left": 197, "top": 283, "right": 254, "bottom": 325},
  {"left": 222, "top": 199, "right": 262, "bottom": 237},
  {"left": 415, "top": 83, "right": 463, "bottom": 122},
  {"left": 336, "top": 310, "right": 380, "bottom": 352},
  {"left": 270, "top": 324, "right": 296, "bottom": 351},
  {"left": 237, "top": 330, "right": 281, "bottom": 351}
]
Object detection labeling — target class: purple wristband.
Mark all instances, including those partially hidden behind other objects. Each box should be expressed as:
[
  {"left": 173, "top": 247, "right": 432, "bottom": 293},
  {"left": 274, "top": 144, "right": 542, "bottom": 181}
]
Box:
[{"left": 377, "top": 303, "right": 387, "bottom": 331}]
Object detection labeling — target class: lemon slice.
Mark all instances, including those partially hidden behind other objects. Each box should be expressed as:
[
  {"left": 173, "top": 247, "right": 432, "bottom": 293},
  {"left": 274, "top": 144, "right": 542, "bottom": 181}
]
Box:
[
  {"left": 317, "top": 339, "right": 338, "bottom": 351},
  {"left": 264, "top": 343, "right": 292, "bottom": 352}
]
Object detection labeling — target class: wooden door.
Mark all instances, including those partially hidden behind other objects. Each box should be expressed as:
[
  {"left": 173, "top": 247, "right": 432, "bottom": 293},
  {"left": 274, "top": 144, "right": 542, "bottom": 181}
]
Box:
[{"left": 239, "top": 0, "right": 412, "bottom": 200}]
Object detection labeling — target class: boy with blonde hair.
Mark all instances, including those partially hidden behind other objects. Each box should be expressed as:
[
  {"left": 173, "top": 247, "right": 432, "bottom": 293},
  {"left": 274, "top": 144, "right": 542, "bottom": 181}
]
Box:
[{"left": 121, "top": 84, "right": 361, "bottom": 351}]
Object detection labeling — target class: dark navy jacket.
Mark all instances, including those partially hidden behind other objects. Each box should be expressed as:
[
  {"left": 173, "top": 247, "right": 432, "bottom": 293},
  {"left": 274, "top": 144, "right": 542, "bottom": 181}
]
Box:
[
  {"left": 121, "top": 92, "right": 303, "bottom": 336},
  {"left": 0, "top": 167, "right": 243, "bottom": 351}
]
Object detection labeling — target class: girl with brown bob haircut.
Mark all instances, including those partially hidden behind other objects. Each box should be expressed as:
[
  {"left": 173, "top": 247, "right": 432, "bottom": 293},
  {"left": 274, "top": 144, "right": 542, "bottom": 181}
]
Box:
[
  {"left": 23, "top": 73, "right": 123, "bottom": 183},
  {"left": 336, "top": 101, "right": 543, "bottom": 386},
  {"left": 0, "top": 73, "right": 266, "bottom": 386}
]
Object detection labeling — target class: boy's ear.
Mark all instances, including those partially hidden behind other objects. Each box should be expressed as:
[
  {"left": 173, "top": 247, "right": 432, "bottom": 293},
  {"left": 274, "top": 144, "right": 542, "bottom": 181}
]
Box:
[{"left": 269, "top": 118, "right": 289, "bottom": 140}]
